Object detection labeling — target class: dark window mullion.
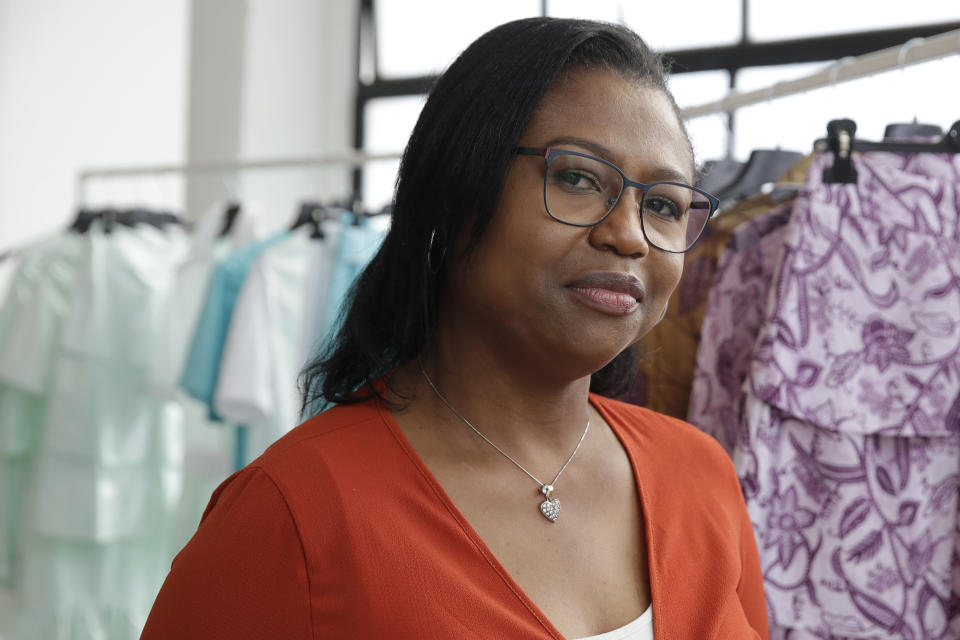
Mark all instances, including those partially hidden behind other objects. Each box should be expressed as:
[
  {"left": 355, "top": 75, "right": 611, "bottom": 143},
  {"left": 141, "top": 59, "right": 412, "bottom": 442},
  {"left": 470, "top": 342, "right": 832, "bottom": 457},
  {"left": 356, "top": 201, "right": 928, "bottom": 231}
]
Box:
[{"left": 353, "top": 5, "right": 960, "bottom": 192}]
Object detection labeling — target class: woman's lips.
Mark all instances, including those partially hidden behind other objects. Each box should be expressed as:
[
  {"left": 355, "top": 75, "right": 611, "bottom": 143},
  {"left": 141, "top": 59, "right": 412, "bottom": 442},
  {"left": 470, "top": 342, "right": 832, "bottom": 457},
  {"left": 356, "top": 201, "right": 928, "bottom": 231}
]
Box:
[
  {"left": 566, "top": 272, "right": 644, "bottom": 316},
  {"left": 569, "top": 287, "right": 640, "bottom": 314}
]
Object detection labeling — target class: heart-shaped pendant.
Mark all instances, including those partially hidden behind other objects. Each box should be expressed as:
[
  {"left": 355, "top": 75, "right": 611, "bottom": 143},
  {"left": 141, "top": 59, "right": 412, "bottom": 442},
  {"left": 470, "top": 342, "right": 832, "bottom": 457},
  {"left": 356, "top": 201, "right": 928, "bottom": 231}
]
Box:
[{"left": 539, "top": 498, "right": 561, "bottom": 522}]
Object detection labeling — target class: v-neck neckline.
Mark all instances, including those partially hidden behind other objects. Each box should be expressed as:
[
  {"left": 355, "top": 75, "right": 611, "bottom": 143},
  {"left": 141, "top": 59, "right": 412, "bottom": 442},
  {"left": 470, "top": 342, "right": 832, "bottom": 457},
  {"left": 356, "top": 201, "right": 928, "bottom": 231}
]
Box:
[{"left": 375, "top": 394, "right": 659, "bottom": 640}]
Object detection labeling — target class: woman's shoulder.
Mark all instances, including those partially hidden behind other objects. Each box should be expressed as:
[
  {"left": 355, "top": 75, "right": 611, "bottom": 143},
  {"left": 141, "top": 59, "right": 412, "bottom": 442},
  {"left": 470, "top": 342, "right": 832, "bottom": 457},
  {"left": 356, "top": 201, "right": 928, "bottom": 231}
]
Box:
[
  {"left": 270, "top": 398, "right": 385, "bottom": 445},
  {"left": 218, "top": 399, "right": 394, "bottom": 491},
  {"left": 590, "top": 393, "right": 738, "bottom": 485},
  {"left": 201, "top": 398, "right": 400, "bottom": 523}
]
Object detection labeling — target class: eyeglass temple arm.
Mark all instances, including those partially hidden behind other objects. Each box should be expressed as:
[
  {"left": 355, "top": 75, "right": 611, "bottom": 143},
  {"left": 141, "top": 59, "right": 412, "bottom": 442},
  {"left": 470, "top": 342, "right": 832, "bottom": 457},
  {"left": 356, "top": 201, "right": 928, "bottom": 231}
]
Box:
[{"left": 514, "top": 146, "right": 549, "bottom": 159}]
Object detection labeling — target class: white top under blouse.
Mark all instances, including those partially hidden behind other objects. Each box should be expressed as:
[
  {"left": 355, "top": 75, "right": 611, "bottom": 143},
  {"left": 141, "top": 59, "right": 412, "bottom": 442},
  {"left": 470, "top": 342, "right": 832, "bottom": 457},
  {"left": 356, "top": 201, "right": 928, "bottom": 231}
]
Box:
[{"left": 573, "top": 605, "right": 653, "bottom": 640}]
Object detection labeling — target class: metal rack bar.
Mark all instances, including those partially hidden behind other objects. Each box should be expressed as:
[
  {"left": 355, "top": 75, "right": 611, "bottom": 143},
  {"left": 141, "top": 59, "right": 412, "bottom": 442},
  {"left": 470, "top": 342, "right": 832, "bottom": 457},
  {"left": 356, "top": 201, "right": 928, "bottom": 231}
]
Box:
[
  {"left": 682, "top": 28, "right": 960, "bottom": 120},
  {"left": 75, "top": 149, "right": 404, "bottom": 207}
]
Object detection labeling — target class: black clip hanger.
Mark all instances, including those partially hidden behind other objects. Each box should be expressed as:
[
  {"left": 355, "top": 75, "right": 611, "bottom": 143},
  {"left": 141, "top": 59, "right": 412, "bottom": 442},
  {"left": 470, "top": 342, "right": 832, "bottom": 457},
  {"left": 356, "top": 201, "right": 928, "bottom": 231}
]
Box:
[
  {"left": 822, "top": 119, "right": 859, "bottom": 184},
  {"left": 820, "top": 118, "right": 960, "bottom": 184}
]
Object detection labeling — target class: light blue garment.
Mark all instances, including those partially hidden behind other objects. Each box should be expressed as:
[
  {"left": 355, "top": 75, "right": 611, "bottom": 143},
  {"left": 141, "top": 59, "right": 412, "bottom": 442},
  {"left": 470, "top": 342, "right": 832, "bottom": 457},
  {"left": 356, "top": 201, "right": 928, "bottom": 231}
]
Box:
[
  {"left": 320, "top": 214, "right": 388, "bottom": 340},
  {"left": 214, "top": 231, "right": 325, "bottom": 466},
  {"left": 179, "top": 230, "right": 290, "bottom": 422},
  {"left": 300, "top": 214, "right": 387, "bottom": 418}
]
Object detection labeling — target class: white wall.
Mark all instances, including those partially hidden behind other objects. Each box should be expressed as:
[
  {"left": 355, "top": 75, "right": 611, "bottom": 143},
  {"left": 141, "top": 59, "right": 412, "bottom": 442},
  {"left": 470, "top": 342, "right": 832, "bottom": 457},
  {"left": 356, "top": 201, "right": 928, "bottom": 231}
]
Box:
[
  {"left": 234, "top": 0, "right": 357, "bottom": 227},
  {"left": 0, "top": 0, "right": 190, "bottom": 254},
  {"left": 0, "top": 0, "right": 360, "bottom": 255}
]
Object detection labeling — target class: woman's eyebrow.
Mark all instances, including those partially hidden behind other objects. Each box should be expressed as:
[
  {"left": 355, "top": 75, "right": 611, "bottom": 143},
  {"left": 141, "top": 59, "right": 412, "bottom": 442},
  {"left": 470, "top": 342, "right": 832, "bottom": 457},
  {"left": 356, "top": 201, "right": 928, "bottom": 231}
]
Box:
[
  {"left": 542, "top": 136, "right": 693, "bottom": 184},
  {"left": 648, "top": 168, "right": 693, "bottom": 184},
  {"left": 543, "top": 136, "right": 616, "bottom": 162}
]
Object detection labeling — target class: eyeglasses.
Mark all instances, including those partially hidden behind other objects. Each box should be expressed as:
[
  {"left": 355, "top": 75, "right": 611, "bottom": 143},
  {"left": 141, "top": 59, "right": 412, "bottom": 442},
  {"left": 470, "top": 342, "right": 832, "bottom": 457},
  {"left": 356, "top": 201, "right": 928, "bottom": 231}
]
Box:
[{"left": 514, "top": 147, "right": 719, "bottom": 254}]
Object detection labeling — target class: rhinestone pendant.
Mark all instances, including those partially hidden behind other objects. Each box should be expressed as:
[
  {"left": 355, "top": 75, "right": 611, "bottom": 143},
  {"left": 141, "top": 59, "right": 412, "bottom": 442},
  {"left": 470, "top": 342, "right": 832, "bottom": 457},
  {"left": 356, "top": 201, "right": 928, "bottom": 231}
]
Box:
[{"left": 539, "top": 485, "right": 561, "bottom": 523}]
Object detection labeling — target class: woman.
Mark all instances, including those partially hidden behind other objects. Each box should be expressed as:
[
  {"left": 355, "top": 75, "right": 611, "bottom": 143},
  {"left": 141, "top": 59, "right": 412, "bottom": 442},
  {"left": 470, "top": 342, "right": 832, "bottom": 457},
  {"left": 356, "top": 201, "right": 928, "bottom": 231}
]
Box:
[{"left": 142, "top": 17, "right": 769, "bottom": 639}]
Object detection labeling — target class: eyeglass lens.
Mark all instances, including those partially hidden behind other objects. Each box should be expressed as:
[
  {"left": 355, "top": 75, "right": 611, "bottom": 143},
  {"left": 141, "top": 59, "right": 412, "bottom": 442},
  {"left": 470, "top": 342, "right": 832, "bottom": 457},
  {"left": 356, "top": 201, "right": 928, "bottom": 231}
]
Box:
[{"left": 545, "top": 153, "right": 711, "bottom": 252}]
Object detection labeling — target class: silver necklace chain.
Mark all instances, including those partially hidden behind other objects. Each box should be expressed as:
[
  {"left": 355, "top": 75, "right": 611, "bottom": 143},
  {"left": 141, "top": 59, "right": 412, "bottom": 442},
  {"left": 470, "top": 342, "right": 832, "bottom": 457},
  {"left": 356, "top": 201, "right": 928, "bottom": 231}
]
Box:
[{"left": 419, "top": 360, "right": 590, "bottom": 522}]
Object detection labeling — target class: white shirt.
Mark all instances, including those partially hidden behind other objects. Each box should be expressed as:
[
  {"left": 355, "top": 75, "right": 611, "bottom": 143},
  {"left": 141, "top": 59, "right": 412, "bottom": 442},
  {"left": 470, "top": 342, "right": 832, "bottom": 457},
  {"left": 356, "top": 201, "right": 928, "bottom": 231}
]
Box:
[
  {"left": 214, "top": 228, "right": 327, "bottom": 462},
  {"left": 573, "top": 606, "right": 654, "bottom": 640},
  {"left": 151, "top": 201, "right": 260, "bottom": 396}
]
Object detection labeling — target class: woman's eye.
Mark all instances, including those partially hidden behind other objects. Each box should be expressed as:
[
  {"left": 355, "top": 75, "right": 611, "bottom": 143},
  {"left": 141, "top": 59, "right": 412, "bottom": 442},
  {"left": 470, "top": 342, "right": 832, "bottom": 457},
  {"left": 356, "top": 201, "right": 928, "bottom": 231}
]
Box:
[
  {"left": 644, "top": 197, "right": 683, "bottom": 221},
  {"left": 551, "top": 170, "right": 601, "bottom": 192}
]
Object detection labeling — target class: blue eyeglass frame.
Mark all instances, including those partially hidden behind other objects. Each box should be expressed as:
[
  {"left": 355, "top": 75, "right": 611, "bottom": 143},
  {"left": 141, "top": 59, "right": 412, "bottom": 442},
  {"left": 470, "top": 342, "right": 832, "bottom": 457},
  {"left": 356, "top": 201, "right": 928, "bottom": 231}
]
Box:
[{"left": 514, "top": 146, "right": 720, "bottom": 254}]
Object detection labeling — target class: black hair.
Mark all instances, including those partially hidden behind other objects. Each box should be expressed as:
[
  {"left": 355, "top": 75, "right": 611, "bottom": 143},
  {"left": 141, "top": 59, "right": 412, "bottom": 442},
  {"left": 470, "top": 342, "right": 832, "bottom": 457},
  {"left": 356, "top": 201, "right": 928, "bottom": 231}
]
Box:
[{"left": 300, "top": 17, "right": 689, "bottom": 415}]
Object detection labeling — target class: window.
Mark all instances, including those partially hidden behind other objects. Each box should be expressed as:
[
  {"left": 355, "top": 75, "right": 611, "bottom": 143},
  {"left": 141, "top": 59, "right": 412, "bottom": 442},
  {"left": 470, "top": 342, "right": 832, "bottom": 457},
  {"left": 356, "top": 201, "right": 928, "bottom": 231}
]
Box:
[
  {"left": 375, "top": 0, "right": 540, "bottom": 78},
  {"left": 750, "top": 1, "right": 960, "bottom": 42},
  {"left": 362, "top": 95, "right": 426, "bottom": 207},
  {"left": 669, "top": 70, "right": 732, "bottom": 163},
  {"left": 549, "top": 0, "right": 742, "bottom": 50},
  {"left": 358, "top": 1, "right": 960, "bottom": 197}
]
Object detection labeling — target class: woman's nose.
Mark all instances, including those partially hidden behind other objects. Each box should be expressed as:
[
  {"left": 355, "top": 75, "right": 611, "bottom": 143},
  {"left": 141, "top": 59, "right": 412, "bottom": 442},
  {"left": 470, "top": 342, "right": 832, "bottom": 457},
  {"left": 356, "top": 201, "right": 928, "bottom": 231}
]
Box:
[{"left": 588, "top": 188, "right": 651, "bottom": 258}]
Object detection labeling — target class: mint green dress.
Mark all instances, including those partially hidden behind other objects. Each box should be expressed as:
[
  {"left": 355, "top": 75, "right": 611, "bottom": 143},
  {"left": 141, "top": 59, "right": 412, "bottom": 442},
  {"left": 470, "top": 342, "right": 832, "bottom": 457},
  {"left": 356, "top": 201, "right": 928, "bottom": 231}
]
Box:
[
  {"left": 0, "top": 234, "right": 83, "bottom": 588},
  {"left": 1, "top": 223, "right": 192, "bottom": 639}
]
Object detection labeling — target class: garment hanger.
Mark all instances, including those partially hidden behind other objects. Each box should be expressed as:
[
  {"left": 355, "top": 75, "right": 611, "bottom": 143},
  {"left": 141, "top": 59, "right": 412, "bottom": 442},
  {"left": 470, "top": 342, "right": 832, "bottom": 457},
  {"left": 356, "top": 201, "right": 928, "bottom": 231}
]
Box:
[
  {"left": 883, "top": 121, "right": 943, "bottom": 140},
  {"left": 347, "top": 195, "right": 365, "bottom": 227},
  {"left": 69, "top": 209, "right": 100, "bottom": 234},
  {"left": 820, "top": 118, "right": 960, "bottom": 184},
  {"left": 712, "top": 148, "right": 805, "bottom": 206},
  {"left": 69, "top": 208, "right": 185, "bottom": 234},
  {"left": 219, "top": 202, "right": 242, "bottom": 237},
  {"left": 146, "top": 211, "right": 185, "bottom": 229},
  {"left": 696, "top": 159, "right": 745, "bottom": 195},
  {"left": 290, "top": 202, "right": 328, "bottom": 239},
  {"left": 122, "top": 208, "right": 185, "bottom": 230},
  {"left": 759, "top": 179, "right": 804, "bottom": 201}
]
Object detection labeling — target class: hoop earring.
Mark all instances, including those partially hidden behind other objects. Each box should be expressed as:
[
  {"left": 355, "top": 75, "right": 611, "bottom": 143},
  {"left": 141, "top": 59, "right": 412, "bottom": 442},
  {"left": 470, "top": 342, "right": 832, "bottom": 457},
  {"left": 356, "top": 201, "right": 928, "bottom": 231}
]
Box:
[
  {"left": 427, "top": 228, "right": 446, "bottom": 275},
  {"left": 657, "top": 302, "right": 669, "bottom": 324}
]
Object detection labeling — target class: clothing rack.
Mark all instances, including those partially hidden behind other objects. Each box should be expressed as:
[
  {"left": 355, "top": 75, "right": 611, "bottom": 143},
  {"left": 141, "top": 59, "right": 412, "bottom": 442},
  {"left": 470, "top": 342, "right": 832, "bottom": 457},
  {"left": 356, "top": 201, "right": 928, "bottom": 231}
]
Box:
[
  {"left": 75, "top": 149, "right": 403, "bottom": 472},
  {"left": 74, "top": 149, "right": 404, "bottom": 209},
  {"left": 681, "top": 28, "right": 960, "bottom": 120}
]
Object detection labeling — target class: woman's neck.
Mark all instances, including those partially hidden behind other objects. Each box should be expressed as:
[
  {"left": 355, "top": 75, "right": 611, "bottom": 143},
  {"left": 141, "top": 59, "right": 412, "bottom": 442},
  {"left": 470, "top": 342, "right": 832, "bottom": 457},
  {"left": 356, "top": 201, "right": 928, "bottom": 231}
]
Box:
[{"left": 391, "top": 340, "right": 595, "bottom": 464}]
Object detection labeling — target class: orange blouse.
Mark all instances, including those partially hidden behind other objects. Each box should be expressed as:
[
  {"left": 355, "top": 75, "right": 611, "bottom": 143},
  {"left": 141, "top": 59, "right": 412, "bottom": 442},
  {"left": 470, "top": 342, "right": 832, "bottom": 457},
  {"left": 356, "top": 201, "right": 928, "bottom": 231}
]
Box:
[{"left": 141, "top": 394, "right": 769, "bottom": 639}]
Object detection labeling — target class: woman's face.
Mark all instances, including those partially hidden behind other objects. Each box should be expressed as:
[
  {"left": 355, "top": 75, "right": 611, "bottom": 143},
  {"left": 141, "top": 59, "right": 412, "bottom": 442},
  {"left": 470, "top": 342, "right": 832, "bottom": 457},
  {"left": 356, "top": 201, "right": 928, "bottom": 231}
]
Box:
[{"left": 440, "top": 67, "right": 694, "bottom": 381}]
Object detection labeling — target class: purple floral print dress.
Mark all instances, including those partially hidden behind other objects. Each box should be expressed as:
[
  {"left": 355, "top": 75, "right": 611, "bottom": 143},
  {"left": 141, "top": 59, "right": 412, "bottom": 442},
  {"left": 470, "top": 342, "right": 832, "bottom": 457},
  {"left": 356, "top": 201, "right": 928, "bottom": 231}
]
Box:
[
  {"left": 689, "top": 204, "right": 793, "bottom": 454},
  {"left": 693, "top": 151, "right": 960, "bottom": 639}
]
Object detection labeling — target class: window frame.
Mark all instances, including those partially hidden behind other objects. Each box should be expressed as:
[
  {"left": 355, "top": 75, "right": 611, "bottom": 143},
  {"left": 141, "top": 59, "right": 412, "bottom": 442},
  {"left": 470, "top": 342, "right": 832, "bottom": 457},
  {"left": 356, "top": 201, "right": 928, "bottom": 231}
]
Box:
[{"left": 351, "top": 0, "right": 960, "bottom": 194}]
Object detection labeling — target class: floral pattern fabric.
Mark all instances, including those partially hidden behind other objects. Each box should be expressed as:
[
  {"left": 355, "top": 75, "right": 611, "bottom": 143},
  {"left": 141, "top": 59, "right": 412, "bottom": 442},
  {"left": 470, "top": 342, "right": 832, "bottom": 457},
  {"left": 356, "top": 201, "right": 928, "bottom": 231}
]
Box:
[
  {"left": 738, "top": 151, "right": 960, "bottom": 639},
  {"left": 687, "top": 204, "right": 793, "bottom": 454}
]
